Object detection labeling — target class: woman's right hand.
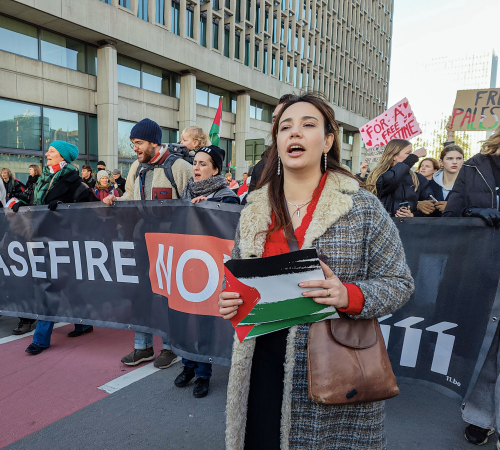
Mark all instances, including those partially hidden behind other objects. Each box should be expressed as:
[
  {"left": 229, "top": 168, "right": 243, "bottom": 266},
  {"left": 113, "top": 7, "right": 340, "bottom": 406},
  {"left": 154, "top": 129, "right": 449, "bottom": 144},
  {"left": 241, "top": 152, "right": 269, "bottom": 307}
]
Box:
[
  {"left": 395, "top": 206, "right": 414, "bottom": 218},
  {"left": 413, "top": 147, "right": 427, "bottom": 158},
  {"left": 417, "top": 200, "right": 435, "bottom": 215},
  {"left": 219, "top": 291, "right": 242, "bottom": 320}
]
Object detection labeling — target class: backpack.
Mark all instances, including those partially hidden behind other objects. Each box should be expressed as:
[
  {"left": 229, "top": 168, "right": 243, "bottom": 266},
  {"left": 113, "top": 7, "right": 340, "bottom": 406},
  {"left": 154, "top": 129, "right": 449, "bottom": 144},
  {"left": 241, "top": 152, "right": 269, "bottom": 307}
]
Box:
[{"left": 135, "top": 143, "right": 194, "bottom": 198}]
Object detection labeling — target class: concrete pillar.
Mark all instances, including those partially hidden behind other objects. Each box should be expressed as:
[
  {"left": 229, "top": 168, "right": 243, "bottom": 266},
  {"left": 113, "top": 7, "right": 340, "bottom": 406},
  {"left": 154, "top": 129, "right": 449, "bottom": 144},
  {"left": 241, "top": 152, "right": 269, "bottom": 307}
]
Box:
[
  {"left": 338, "top": 124, "right": 343, "bottom": 155},
  {"left": 148, "top": 0, "right": 156, "bottom": 23},
  {"left": 234, "top": 93, "right": 250, "bottom": 179},
  {"left": 178, "top": 73, "right": 197, "bottom": 131},
  {"left": 351, "top": 132, "right": 363, "bottom": 174},
  {"left": 96, "top": 44, "right": 119, "bottom": 170}
]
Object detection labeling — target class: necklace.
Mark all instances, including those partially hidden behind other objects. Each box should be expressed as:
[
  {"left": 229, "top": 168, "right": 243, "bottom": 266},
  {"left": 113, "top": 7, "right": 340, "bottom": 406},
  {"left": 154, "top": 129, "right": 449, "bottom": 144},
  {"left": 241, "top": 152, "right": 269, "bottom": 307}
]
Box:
[{"left": 286, "top": 198, "right": 312, "bottom": 217}]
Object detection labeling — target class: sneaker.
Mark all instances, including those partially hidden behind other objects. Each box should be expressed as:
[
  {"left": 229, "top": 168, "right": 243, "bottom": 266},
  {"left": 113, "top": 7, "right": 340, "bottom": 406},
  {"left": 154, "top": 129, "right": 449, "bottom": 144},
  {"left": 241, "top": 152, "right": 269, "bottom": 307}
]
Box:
[
  {"left": 13, "top": 319, "right": 36, "bottom": 335},
  {"left": 121, "top": 348, "right": 155, "bottom": 366},
  {"left": 193, "top": 378, "right": 210, "bottom": 398},
  {"left": 174, "top": 366, "right": 196, "bottom": 387},
  {"left": 153, "top": 349, "right": 180, "bottom": 369},
  {"left": 464, "top": 424, "right": 495, "bottom": 445},
  {"left": 25, "top": 343, "right": 46, "bottom": 355}
]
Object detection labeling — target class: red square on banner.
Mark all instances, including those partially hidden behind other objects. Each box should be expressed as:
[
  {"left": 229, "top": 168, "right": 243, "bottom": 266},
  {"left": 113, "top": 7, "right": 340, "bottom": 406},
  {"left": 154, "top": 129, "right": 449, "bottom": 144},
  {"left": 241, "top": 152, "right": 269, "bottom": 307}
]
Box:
[{"left": 145, "top": 233, "right": 234, "bottom": 316}]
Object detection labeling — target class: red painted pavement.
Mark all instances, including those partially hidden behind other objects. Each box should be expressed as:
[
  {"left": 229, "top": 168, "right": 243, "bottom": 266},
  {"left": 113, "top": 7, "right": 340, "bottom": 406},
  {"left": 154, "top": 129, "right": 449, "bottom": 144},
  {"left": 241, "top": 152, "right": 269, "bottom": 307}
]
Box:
[{"left": 0, "top": 325, "right": 164, "bottom": 448}]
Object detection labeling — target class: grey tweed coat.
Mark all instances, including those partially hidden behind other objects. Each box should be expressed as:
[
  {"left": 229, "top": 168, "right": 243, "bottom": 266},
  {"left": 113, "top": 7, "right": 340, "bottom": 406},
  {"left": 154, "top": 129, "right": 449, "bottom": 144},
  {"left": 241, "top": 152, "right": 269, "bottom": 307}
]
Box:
[{"left": 225, "top": 172, "right": 414, "bottom": 450}]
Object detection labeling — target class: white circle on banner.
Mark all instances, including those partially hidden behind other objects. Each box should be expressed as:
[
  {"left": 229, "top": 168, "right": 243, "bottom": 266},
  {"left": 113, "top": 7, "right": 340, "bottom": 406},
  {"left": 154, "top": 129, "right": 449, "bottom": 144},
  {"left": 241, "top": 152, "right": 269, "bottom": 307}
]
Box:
[{"left": 176, "top": 249, "right": 219, "bottom": 302}]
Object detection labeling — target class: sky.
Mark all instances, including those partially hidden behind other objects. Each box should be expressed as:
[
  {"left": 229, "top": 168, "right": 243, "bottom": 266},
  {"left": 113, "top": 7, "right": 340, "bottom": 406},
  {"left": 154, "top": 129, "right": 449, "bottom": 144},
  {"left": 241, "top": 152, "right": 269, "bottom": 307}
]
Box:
[{"left": 388, "top": 0, "right": 500, "bottom": 109}]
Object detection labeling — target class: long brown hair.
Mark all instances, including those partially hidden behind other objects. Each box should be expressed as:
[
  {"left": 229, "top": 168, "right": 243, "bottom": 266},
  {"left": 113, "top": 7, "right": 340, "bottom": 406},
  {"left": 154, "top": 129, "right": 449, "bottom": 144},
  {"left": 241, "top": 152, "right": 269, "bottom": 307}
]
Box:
[
  {"left": 366, "top": 139, "right": 419, "bottom": 195},
  {"left": 255, "top": 91, "right": 359, "bottom": 239},
  {"left": 481, "top": 126, "right": 500, "bottom": 156}
]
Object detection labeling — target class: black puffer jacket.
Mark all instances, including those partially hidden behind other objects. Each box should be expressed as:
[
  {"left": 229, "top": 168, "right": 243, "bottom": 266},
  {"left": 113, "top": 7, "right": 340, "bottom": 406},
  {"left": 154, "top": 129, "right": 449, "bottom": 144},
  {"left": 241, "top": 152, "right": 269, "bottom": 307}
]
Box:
[
  {"left": 18, "top": 175, "right": 39, "bottom": 205},
  {"left": 444, "top": 153, "right": 500, "bottom": 216},
  {"left": 3, "top": 178, "right": 24, "bottom": 200},
  {"left": 42, "top": 170, "right": 92, "bottom": 205},
  {"left": 375, "top": 154, "right": 434, "bottom": 216}
]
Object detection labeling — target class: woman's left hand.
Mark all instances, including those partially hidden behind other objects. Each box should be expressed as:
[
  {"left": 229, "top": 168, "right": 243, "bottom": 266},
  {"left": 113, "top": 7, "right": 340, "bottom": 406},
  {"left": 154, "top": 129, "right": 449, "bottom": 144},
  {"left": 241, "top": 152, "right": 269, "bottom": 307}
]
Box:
[
  {"left": 191, "top": 196, "right": 208, "bottom": 204},
  {"left": 298, "top": 261, "right": 349, "bottom": 309},
  {"left": 395, "top": 206, "right": 414, "bottom": 218}
]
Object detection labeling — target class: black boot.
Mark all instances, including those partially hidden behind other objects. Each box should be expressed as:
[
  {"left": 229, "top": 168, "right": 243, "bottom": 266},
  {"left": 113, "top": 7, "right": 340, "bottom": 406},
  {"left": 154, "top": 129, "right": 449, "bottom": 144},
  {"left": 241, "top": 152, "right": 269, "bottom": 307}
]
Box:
[
  {"left": 193, "top": 378, "right": 210, "bottom": 398},
  {"left": 464, "top": 424, "right": 494, "bottom": 445},
  {"left": 12, "top": 319, "right": 36, "bottom": 335},
  {"left": 174, "top": 366, "right": 195, "bottom": 387}
]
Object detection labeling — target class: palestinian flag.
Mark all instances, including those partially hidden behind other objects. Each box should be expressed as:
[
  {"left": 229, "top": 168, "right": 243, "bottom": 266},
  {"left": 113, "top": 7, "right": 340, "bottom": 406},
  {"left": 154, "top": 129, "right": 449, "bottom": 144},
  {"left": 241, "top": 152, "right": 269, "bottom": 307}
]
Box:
[
  {"left": 209, "top": 97, "right": 223, "bottom": 147},
  {"left": 224, "top": 249, "right": 337, "bottom": 342}
]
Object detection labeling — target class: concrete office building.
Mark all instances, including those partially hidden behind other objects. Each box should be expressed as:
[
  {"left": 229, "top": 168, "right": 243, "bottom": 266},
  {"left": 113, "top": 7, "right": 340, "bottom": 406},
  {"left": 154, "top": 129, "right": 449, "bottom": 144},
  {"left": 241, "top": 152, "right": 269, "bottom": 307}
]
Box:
[{"left": 0, "top": 0, "right": 393, "bottom": 183}]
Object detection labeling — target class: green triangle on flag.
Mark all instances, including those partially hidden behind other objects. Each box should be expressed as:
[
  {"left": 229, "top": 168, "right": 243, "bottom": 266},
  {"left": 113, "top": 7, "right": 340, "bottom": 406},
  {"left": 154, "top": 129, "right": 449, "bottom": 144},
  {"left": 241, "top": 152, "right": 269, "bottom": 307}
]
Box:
[{"left": 209, "top": 97, "right": 223, "bottom": 147}]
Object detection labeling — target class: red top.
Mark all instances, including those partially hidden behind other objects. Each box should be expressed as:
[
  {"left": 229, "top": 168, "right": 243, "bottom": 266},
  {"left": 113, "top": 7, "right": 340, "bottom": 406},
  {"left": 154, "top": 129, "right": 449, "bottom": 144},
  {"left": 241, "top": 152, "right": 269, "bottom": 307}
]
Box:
[{"left": 262, "top": 173, "right": 364, "bottom": 315}]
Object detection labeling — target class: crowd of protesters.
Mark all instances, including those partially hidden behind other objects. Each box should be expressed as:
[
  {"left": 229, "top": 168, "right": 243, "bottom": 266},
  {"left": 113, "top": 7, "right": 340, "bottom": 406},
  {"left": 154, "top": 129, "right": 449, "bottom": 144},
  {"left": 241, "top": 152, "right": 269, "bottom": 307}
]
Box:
[{"left": 1, "top": 90, "right": 500, "bottom": 447}]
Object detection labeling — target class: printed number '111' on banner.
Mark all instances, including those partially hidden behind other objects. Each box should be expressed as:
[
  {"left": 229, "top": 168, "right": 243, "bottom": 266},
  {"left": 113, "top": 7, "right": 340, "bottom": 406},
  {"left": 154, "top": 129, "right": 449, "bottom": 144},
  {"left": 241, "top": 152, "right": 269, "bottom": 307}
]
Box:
[{"left": 359, "top": 98, "right": 422, "bottom": 148}]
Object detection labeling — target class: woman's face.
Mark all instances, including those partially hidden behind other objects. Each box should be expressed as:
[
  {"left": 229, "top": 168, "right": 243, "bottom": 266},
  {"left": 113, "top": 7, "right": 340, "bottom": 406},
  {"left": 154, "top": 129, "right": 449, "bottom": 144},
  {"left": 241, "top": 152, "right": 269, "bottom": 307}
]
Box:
[
  {"left": 193, "top": 152, "right": 218, "bottom": 181},
  {"left": 29, "top": 167, "right": 35, "bottom": 177},
  {"left": 100, "top": 176, "right": 109, "bottom": 185},
  {"left": 393, "top": 144, "right": 413, "bottom": 165},
  {"left": 277, "top": 102, "right": 333, "bottom": 174},
  {"left": 45, "top": 146, "right": 65, "bottom": 167},
  {"left": 441, "top": 151, "right": 464, "bottom": 175},
  {"left": 419, "top": 160, "right": 437, "bottom": 179},
  {"left": 1, "top": 171, "right": 9, "bottom": 182},
  {"left": 181, "top": 132, "right": 199, "bottom": 151}
]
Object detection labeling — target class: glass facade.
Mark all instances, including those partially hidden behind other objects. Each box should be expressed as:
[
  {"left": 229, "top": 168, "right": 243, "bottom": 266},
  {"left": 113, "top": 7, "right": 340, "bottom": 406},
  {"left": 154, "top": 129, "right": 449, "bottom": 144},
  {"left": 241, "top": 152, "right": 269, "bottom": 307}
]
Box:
[
  {"left": 250, "top": 99, "right": 273, "bottom": 123},
  {"left": 0, "top": 14, "right": 97, "bottom": 75},
  {"left": 196, "top": 82, "right": 237, "bottom": 113},
  {"left": 0, "top": 154, "right": 43, "bottom": 185},
  {"left": 156, "top": 0, "right": 165, "bottom": 25},
  {"left": 0, "top": 98, "right": 97, "bottom": 175}
]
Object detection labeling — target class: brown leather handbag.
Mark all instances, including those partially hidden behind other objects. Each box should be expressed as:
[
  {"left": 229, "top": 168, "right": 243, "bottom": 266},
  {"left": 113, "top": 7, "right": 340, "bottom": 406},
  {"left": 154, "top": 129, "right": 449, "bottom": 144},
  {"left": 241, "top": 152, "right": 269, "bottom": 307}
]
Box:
[{"left": 307, "top": 312, "right": 399, "bottom": 405}]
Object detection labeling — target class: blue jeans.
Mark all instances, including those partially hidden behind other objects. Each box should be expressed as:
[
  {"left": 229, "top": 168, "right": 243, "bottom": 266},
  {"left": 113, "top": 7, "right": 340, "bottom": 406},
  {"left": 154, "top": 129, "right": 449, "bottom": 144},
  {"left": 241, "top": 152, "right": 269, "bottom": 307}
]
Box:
[
  {"left": 32, "top": 321, "right": 91, "bottom": 348},
  {"left": 182, "top": 358, "right": 212, "bottom": 379},
  {"left": 134, "top": 332, "right": 170, "bottom": 350}
]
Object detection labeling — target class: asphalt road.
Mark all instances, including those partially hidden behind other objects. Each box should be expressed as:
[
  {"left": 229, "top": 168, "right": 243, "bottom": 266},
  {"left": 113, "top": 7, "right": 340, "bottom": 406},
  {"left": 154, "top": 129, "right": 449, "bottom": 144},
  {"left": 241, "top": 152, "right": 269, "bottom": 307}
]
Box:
[{"left": 0, "top": 315, "right": 496, "bottom": 450}]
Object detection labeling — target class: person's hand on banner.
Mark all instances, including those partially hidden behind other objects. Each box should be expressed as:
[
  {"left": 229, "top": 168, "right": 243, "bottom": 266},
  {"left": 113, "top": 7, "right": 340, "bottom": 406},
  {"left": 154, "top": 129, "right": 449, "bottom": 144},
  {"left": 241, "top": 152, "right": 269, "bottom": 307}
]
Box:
[
  {"left": 11, "top": 202, "right": 21, "bottom": 213},
  {"left": 395, "top": 206, "right": 414, "bottom": 218},
  {"left": 413, "top": 147, "right": 427, "bottom": 158},
  {"left": 417, "top": 200, "right": 435, "bottom": 215},
  {"left": 298, "top": 261, "right": 349, "bottom": 309},
  {"left": 48, "top": 200, "right": 62, "bottom": 211},
  {"left": 191, "top": 196, "right": 208, "bottom": 204},
  {"left": 103, "top": 194, "right": 116, "bottom": 206},
  {"left": 435, "top": 201, "right": 447, "bottom": 212},
  {"left": 219, "top": 291, "right": 242, "bottom": 320},
  {"left": 466, "top": 208, "right": 500, "bottom": 228}
]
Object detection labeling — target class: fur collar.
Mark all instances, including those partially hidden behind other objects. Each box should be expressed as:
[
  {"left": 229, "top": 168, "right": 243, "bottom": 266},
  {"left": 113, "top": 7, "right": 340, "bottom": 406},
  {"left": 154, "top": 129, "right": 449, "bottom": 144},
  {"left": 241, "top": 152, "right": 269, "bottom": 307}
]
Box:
[{"left": 239, "top": 172, "right": 359, "bottom": 257}]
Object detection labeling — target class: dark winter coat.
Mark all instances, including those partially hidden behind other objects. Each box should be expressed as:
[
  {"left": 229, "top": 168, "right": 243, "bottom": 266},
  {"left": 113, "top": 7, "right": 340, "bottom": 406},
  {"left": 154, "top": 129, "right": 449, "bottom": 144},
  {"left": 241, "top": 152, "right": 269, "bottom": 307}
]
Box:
[
  {"left": 21, "top": 175, "right": 39, "bottom": 205},
  {"left": 114, "top": 176, "right": 126, "bottom": 193},
  {"left": 207, "top": 186, "right": 240, "bottom": 204},
  {"left": 375, "top": 154, "right": 433, "bottom": 216},
  {"left": 444, "top": 153, "right": 500, "bottom": 216},
  {"left": 43, "top": 171, "right": 92, "bottom": 205},
  {"left": 82, "top": 175, "right": 96, "bottom": 189},
  {"left": 3, "top": 178, "right": 24, "bottom": 200}
]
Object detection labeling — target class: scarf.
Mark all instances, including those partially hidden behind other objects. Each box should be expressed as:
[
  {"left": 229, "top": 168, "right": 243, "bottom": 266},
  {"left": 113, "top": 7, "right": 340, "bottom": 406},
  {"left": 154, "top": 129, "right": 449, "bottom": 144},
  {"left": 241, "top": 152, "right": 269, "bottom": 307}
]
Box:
[
  {"left": 33, "top": 162, "right": 77, "bottom": 206},
  {"left": 181, "top": 175, "right": 228, "bottom": 200},
  {"left": 138, "top": 145, "right": 170, "bottom": 200}
]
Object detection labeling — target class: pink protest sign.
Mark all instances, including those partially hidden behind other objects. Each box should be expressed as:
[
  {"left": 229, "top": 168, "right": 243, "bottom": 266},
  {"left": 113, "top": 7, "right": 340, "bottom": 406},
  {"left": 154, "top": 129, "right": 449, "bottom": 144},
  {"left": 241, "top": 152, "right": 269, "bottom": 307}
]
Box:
[{"left": 359, "top": 98, "right": 422, "bottom": 148}]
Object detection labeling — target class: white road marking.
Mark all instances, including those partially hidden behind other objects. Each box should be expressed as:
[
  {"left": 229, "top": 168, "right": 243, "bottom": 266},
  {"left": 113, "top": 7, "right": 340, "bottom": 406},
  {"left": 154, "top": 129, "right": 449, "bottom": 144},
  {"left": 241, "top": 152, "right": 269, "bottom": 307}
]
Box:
[{"left": 0, "top": 322, "right": 70, "bottom": 345}]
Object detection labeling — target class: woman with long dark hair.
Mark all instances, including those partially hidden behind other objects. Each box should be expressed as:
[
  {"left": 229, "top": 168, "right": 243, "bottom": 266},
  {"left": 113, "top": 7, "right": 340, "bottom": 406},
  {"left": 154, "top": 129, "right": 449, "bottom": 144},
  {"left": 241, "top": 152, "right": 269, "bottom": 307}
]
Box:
[
  {"left": 366, "top": 140, "right": 433, "bottom": 217},
  {"left": 218, "top": 92, "right": 413, "bottom": 450}
]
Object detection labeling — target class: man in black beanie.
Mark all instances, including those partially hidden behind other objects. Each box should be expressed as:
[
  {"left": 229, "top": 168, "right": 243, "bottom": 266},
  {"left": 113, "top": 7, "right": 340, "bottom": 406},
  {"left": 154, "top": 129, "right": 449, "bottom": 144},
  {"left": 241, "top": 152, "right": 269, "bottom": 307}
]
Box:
[{"left": 103, "top": 117, "right": 192, "bottom": 369}]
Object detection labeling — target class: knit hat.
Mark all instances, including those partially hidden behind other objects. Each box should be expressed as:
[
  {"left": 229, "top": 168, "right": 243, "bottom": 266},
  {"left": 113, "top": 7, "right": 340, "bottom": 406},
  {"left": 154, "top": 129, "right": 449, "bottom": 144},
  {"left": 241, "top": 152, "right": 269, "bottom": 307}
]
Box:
[
  {"left": 196, "top": 145, "right": 225, "bottom": 174},
  {"left": 49, "top": 141, "right": 79, "bottom": 163},
  {"left": 112, "top": 169, "right": 121, "bottom": 175},
  {"left": 130, "top": 118, "right": 162, "bottom": 145},
  {"left": 96, "top": 170, "right": 109, "bottom": 183}
]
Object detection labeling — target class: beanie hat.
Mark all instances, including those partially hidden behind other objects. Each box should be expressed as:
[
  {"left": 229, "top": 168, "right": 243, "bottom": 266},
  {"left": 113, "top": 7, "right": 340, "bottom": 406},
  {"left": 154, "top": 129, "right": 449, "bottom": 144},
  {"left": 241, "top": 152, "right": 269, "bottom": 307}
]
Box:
[
  {"left": 196, "top": 145, "right": 225, "bottom": 174},
  {"left": 49, "top": 141, "right": 79, "bottom": 163},
  {"left": 130, "top": 118, "right": 162, "bottom": 145},
  {"left": 96, "top": 170, "right": 109, "bottom": 183}
]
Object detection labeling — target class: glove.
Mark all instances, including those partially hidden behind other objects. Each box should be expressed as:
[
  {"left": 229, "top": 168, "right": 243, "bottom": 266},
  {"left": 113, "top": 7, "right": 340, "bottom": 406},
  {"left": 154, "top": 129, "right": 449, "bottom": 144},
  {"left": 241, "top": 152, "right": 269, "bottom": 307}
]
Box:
[
  {"left": 12, "top": 202, "right": 21, "bottom": 213},
  {"left": 48, "top": 200, "right": 62, "bottom": 211},
  {"left": 466, "top": 208, "right": 500, "bottom": 228}
]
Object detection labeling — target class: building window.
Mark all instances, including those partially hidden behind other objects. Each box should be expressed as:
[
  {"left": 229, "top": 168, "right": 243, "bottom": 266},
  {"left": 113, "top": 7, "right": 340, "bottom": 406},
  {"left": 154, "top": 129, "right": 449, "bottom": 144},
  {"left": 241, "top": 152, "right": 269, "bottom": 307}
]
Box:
[
  {"left": 272, "top": 15, "right": 277, "bottom": 43},
  {"left": 101, "top": 0, "right": 112, "bottom": 4},
  {"left": 138, "top": 0, "right": 149, "bottom": 21},
  {"left": 271, "top": 52, "right": 276, "bottom": 75},
  {"left": 287, "top": 25, "right": 291, "bottom": 51},
  {"left": 213, "top": 20, "right": 219, "bottom": 49},
  {"left": 218, "top": 138, "right": 234, "bottom": 172},
  {"left": 236, "top": 0, "right": 241, "bottom": 22},
  {"left": 264, "top": 9, "right": 269, "bottom": 32},
  {"left": 0, "top": 15, "right": 38, "bottom": 60},
  {"left": 213, "top": 0, "right": 220, "bottom": 10},
  {"left": 293, "top": 64, "right": 297, "bottom": 86},
  {"left": 250, "top": 99, "right": 272, "bottom": 123},
  {"left": 255, "top": 3, "right": 260, "bottom": 33},
  {"left": 263, "top": 47, "right": 268, "bottom": 74},
  {"left": 186, "top": 6, "right": 194, "bottom": 38},
  {"left": 0, "top": 98, "right": 98, "bottom": 181},
  {"left": 200, "top": 15, "right": 207, "bottom": 47},
  {"left": 117, "top": 55, "right": 180, "bottom": 97},
  {"left": 156, "top": 0, "right": 165, "bottom": 24},
  {"left": 41, "top": 30, "right": 85, "bottom": 73},
  {"left": 171, "top": 1, "right": 180, "bottom": 35},
  {"left": 196, "top": 82, "right": 237, "bottom": 113},
  {"left": 119, "top": 0, "right": 131, "bottom": 8},
  {"left": 286, "top": 59, "right": 290, "bottom": 82},
  {"left": 224, "top": 27, "right": 230, "bottom": 57},
  {"left": 235, "top": 32, "right": 240, "bottom": 59},
  {"left": 254, "top": 43, "right": 259, "bottom": 68},
  {"left": 246, "top": 0, "right": 251, "bottom": 21},
  {"left": 279, "top": 57, "right": 283, "bottom": 81},
  {"left": 244, "top": 39, "right": 250, "bottom": 66}
]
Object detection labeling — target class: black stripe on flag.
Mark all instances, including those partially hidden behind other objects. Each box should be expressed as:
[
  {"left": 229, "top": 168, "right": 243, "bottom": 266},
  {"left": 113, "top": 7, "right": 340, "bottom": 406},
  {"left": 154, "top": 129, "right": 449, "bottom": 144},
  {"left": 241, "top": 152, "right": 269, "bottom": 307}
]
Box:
[{"left": 224, "top": 248, "right": 320, "bottom": 279}]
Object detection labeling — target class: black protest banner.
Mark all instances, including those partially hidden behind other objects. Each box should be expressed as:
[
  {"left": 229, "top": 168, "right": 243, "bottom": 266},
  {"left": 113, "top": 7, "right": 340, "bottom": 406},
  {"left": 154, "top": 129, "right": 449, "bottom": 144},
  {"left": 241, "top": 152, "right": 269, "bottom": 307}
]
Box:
[{"left": 0, "top": 204, "right": 498, "bottom": 398}]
